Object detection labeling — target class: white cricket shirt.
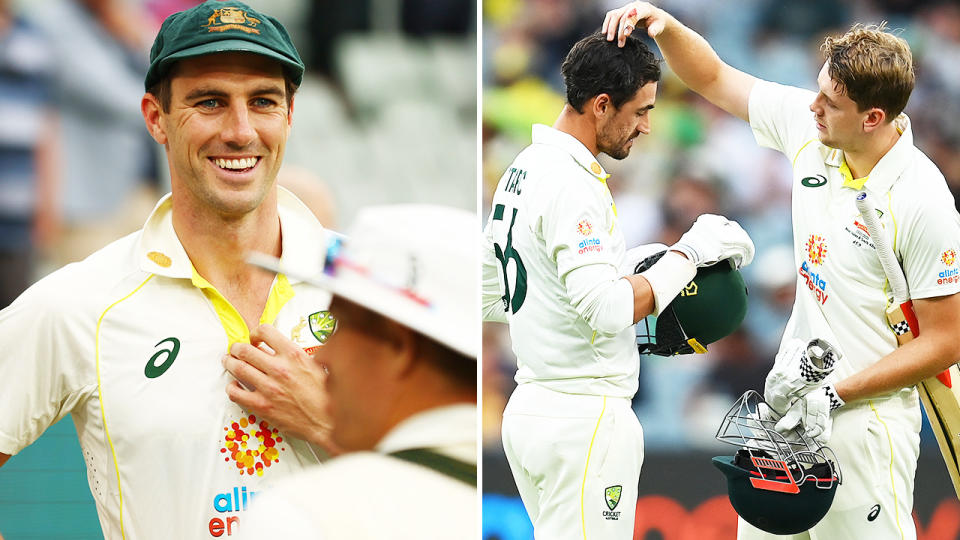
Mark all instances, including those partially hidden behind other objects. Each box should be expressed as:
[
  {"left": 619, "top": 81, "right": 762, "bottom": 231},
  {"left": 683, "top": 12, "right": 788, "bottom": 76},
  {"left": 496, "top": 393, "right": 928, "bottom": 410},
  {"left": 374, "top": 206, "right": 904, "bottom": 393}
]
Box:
[
  {"left": 237, "top": 404, "right": 477, "bottom": 539},
  {"left": 482, "top": 124, "right": 637, "bottom": 398},
  {"left": 0, "top": 188, "right": 335, "bottom": 539},
  {"left": 750, "top": 80, "right": 960, "bottom": 384}
]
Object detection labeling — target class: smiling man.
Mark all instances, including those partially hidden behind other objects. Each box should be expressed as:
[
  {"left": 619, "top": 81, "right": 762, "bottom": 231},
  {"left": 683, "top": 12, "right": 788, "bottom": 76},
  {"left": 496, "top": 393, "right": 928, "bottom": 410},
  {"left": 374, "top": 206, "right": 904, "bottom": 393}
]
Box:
[
  {"left": 604, "top": 3, "right": 960, "bottom": 539},
  {"left": 0, "top": 2, "right": 336, "bottom": 538}
]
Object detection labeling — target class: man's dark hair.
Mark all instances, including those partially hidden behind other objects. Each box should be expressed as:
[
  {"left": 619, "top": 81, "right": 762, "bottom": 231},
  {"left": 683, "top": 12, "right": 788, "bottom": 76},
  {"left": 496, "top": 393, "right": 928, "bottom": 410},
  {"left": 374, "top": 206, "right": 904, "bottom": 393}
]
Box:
[{"left": 561, "top": 32, "right": 661, "bottom": 113}]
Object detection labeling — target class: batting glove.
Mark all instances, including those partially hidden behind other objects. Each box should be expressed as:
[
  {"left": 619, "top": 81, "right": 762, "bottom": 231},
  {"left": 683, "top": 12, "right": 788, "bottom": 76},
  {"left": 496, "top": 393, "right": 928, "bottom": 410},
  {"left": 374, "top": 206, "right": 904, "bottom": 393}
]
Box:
[
  {"left": 671, "top": 214, "right": 755, "bottom": 269},
  {"left": 765, "top": 338, "right": 841, "bottom": 415},
  {"left": 775, "top": 384, "right": 845, "bottom": 444}
]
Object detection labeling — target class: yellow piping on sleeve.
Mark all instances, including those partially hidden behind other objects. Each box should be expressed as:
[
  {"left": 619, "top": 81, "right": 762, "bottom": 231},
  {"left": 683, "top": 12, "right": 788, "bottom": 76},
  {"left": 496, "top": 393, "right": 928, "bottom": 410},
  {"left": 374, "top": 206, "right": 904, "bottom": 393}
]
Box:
[
  {"left": 96, "top": 274, "right": 156, "bottom": 540},
  {"left": 869, "top": 401, "right": 905, "bottom": 539},
  {"left": 580, "top": 396, "right": 607, "bottom": 540},
  {"left": 792, "top": 139, "right": 818, "bottom": 169}
]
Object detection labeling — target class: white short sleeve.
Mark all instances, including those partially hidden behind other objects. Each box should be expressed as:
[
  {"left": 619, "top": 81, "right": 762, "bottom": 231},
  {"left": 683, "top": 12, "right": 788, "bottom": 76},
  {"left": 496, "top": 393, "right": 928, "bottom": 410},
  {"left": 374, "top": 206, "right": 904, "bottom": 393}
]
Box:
[
  {"left": 0, "top": 273, "right": 94, "bottom": 455},
  {"left": 898, "top": 191, "right": 960, "bottom": 300},
  {"left": 541, "top": 178, "right": 632, "bottom": 333},
  {"left": 481, "top": 214, "right": 508, "bottom": 323},
  {"left": 543, "top": 178, "right": 619, "bottom": 280},
  {"left": 749, "top": 79, "right": 818, "bottom": 159}
]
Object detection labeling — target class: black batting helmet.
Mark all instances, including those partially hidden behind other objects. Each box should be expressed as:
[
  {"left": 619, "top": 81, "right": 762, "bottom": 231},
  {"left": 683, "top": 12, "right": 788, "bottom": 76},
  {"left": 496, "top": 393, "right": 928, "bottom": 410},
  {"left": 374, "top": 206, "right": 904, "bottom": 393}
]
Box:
[{"left": 713, "top": 390, "right": 842, "bottom": 535}]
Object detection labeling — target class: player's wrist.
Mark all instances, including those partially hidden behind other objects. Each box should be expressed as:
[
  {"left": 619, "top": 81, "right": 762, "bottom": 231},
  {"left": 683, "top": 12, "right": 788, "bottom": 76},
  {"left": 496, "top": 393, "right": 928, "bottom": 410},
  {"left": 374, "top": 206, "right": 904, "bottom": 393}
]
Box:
[
  {"left": 823, "top": 384, "right": 845, "bottom": 411},
  {"left": 669, "top": 241, "right": 700, "bottom": 266},
  {"left": 637, "top": 250, "right": 696, "bottom": 315}
]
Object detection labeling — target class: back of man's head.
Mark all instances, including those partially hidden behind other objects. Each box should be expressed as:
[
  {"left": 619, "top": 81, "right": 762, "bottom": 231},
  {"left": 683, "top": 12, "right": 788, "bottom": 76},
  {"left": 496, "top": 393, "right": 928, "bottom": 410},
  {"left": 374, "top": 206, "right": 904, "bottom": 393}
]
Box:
[
  {"left": 821, "top": 22, "right": 914, "bottom": 120},
  {"left": 561, "top": 32, "right": 661, "bottom": 113}
]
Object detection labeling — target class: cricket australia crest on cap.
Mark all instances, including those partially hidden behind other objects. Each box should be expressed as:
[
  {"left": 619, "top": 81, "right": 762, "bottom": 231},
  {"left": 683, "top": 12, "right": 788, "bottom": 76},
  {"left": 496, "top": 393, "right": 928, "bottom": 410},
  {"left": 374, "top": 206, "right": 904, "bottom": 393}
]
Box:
[{"left": 202, "top": 6, "right": 261, "bottom": 34}]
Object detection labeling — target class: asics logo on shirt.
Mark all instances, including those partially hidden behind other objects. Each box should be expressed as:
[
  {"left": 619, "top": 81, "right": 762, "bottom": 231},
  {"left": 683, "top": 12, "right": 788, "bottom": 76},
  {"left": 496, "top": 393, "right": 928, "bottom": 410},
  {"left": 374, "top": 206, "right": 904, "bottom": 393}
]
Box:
[
  {"left": 801, "top": 174, "right": 827, "bottom": 188},
  {"left": 144, "top": 337, "right": 181, "bottom": 378}
]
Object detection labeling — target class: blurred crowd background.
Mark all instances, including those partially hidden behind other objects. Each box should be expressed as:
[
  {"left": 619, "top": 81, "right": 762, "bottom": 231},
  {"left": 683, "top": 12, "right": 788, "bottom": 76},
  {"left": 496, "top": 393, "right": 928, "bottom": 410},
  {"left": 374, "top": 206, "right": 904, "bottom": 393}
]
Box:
[
  {"left": 483, "top": 0, "right": 960, "bottom": 458},
  {"left": 0, "top": 0, "right": 474, "bottom": 535}
]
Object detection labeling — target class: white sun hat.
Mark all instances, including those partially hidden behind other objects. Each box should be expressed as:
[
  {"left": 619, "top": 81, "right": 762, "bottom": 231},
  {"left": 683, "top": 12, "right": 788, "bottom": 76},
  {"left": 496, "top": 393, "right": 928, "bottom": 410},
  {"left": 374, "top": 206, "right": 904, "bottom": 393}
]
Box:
[{"left": 249, "top": 204, "right": 478, "bottom": 359}]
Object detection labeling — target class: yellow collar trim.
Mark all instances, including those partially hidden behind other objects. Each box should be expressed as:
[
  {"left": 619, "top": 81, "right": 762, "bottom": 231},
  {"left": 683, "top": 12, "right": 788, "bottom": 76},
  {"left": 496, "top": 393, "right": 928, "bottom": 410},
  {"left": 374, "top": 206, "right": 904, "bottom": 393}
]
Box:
[
  {"left": 839, "top": 160, "right": 869, "bottom": 190},
  {"left": 190, "top": 268, "right": 295, "bottom": 351}
]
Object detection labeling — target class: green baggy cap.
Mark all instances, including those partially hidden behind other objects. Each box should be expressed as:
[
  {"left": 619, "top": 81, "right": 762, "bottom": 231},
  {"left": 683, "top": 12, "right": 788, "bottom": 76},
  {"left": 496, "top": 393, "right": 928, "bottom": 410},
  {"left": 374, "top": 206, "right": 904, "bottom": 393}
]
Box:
[{"left": 145, "top": 0, "right": 304, "bottom": 90}]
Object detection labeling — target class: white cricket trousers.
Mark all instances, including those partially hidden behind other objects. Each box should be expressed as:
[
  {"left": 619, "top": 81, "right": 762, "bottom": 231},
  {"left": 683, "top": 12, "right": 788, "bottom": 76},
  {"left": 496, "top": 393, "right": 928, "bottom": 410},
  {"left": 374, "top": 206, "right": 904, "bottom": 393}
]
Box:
[
  {"left": 738, "top": 391, "right": 921, "bottom": 540},
  {"left": 502, "top": 383, "right": 643, "bottom": 540}
]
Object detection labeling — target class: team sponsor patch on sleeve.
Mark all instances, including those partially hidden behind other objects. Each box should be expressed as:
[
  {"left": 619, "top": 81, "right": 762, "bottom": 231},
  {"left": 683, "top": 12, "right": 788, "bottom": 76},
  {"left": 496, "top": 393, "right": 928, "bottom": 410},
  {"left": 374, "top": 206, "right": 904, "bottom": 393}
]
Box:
[
  {"left": 577, "top": 219, "right": 593, "bottom": 236},
  {"left": 578, "top": 237, "right": 603, "bottom": 255},
  {"left": 942, "top": 249, "right": 956, "bottom": 267},
  {"left": 938, "top": 249, "right": 959, "bottom": 285}
]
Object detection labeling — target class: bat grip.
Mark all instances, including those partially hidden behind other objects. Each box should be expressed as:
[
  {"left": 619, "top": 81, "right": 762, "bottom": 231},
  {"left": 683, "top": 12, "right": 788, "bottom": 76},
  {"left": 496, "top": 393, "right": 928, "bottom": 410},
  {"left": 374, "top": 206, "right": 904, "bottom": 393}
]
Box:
[{"left": 855, "top": 191, "right": 909, "bottom": 304}]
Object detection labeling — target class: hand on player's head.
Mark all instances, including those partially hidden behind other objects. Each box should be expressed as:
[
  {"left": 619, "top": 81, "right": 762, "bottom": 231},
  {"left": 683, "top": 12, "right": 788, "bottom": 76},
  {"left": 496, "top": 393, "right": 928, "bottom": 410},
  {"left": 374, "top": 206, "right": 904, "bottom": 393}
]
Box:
[{"left": 602, "top": 2, "right": 667, "bottom": 47}]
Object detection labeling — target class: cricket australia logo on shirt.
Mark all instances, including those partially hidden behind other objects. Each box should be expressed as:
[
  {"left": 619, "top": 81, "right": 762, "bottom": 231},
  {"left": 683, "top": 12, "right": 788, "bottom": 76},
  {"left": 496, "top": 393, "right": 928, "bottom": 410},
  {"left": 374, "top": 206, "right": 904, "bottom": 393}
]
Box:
[
  {"left": 603, "top": 485, "right": 622, "bottom": 520},
  {"left": 291, "top": 311, "right": 337, "bottom": 355},
  {"left": 308, "top": 310, "right": 337, "bottom": 344}
]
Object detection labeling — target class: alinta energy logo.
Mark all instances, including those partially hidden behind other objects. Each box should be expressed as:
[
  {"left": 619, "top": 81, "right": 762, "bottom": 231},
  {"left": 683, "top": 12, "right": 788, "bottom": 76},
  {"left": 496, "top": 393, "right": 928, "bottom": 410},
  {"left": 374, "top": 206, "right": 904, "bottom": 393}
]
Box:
[
  {"left": 220, "top": 414, "right": 285, "bottom": 477},
  {"left": 942, "top": 249, "right": 956, "bottom": 267},
  {"left": 577, "top": 219, "right": 593, "bottom": 236},
  {"left": 805, "top": 234, "right": 828, "bottom": 266}
]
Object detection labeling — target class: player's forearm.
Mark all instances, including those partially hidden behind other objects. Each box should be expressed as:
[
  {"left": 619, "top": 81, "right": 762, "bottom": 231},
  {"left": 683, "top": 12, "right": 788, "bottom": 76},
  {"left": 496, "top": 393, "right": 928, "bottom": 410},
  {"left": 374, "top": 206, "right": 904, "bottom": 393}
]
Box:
[
  {"left": 623, "top": 274, "right": 655, "bottom": 322},
  {"left": 652, "top": 12, "right": 724, "bottom": 97},
  {"left": 567, "top": 269, "right": 635, "bottom": 334},
  {"left": 0, "top": 452, "right": 9, "bottom": 468},
  {"left": 649, "top": 8, "right": 753, "bottom": 120},
  {"left": 481, "top": 257, "right": 509, "bottom": 323},
  {"left": 628, "top": 250, "right": 696, "bottom": 323},
  {"left": 835, "top": 332, "right": 960, "bottom": 403}
]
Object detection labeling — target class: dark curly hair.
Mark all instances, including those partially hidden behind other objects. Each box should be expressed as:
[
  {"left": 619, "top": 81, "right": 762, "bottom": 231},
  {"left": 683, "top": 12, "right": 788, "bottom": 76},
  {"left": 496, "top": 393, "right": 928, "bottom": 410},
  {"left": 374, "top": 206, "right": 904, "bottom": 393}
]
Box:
[{"left": 561, "top": 32, "right": 661, "bottom": 113}]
